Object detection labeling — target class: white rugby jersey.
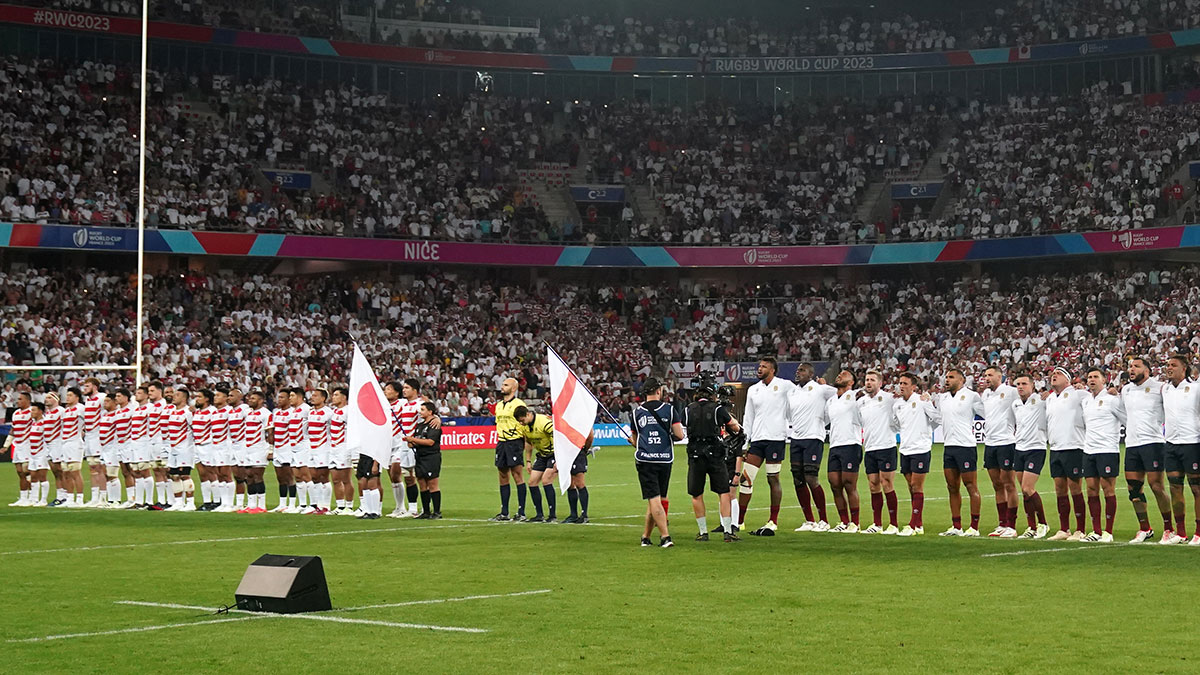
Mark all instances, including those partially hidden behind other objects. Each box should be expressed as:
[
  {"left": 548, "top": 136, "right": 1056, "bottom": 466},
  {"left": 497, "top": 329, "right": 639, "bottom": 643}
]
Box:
[
  {"left": 305, "top": 405, "right": 332, "bottom": 451},
  {"left": 1081, "top": 389, "right": 1126, "bottom": 455},
  {"left": 1120, "top": 378, "right": 1165, "bottom": 447},
  {"left": 243, "top": 407, "right": 271, "bottom": 447},
  {"left": 1045, "top": 388, "right": 1086, "bottom": 452},
  {"left": 743, "top": 376, "right": 794, "bottom": 443},
  {"left": 1163, "top": 379, "right": 1200, "bottom": 444},
  {"left": 894, "top": 393, "right": 941, "bottom": 456},
  {"left": 1011, "top": 394, "right": 1048, "bottom": 452},
  {"left": 228, "top": 403, "right": 249, "bottom": 446},
  {"left": 936, "top": 388, "right": 983, "bottom": 448},
  {"left": 824, "top": 389, "right": 863, "bottom": 448},
  {"left": 858, "top": 390, "right": 898, "bottom": 452},
  {"left": 787, "top": 380, "right": 836, "bottom": 441},
  {"left": 981, "top": 384, "right": 1018, "bottom": 446}
]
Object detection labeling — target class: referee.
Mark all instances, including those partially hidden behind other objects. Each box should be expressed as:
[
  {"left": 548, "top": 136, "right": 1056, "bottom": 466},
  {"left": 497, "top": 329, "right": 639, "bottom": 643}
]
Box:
[
  {"left": 405, "top": 402, "right": 443, "bottom": 519},
  {"left": 490, "top": 377, "right": 528, "bottom": 522}
]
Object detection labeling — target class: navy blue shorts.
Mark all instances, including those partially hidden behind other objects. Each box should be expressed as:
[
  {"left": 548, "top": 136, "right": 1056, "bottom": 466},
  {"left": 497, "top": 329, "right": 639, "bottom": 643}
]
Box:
[
  {"left": 747, "top": 440, "right": 786, "bottom": 463},
  {"left": 1124, "top": 443, "right": 1165, "bottom": 474},
  {"left": 1083, "top": 453, "right": 1120, "bottom": 479},
  {"left": 943, "top": 445, "right": 978, "bottom": 473},
  {"left": 983, "top": 444, "right": 1016, "bottom": 471},
  {"left": 1049, "top": 450, "right": 1084, "bottom": 479},
  {"left": 900, "top": 452, "right": 931, "bottom": 475},
  {"left": 570, "top": 452, "right": 588, "bottom": 475},
  {"left": 636, "top": 461, "right": 671, "bottom": 500},
  {"left": 1016, "top": 449, "right": 1046, "bottom": 475},
  {"left": 790, "top": 438, "right": 823, "bottom": 470},
  {"left": 494, "top": 439, "right": 524, "bottom": 469},
  {"left": 864, "top": 447, "right": 897, "bottom": 474},
  {"left": 1165, "top": 443, "right": 1200, "bottom": 474},
  {"left": 828, "top": 445, "right": 862, "bottom": 473},
  {"left": 531, "top": 454, "right": 555, "bottom": 473}
]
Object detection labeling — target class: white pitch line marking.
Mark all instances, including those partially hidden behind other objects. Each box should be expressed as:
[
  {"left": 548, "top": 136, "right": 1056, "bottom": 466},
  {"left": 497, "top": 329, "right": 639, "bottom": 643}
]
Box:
[
  {"left": 339, "top": 589, "right": 552, "bottom": 612},
  {"left": 8, "top": 616, "right": 265, "bottom": 643},
  {"left": 981, "top": 542, "right": 1132, "bottom": 557},
  {"left": 115, "top": 601, "right": 485, "bottom": 633}
]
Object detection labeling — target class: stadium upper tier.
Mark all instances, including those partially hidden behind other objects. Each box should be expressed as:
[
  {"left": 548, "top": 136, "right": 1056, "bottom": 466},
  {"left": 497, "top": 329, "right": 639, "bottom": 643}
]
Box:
[
  {"left": 16, "top": 0, "right": 1200, "bottom": 58},
  {"left": 1, "top": 55, "right": 1197, "bottom": 247}
]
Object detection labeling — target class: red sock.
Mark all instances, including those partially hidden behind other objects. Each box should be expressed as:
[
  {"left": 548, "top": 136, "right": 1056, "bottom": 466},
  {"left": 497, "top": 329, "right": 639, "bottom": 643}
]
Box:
[
  {"left": 661, "top": 498, "right": 669, "bottom": 516},
  {"left": 1163, "top": 513, "right": 1173, "bottom": 534},
  {"left": 995, "top": 501, "right": 1006, "bottom": 527},
  {"left": 1176, "top": 514, "right": 1188, "bottom": 538},
  {"left": 1104, "top": 495, "right": 1117, "bottom": 534},
  {"left": 969, "top": 513, "right": 980, "bottom": 530},
  {"left": 952, "top": 515, "right": 962, "bottom": 529},
  {"left": 911, "top": 492, "right": 924, "bottom": 528},
  {"left": 885, "top": 490, "right": 899, "bottom": 526},
  {"left": 1088, "top": 495, "right": 1102, "bottom": 534},
  {"left": 1072, "top": 493, "right": 1087, "bottom": 532},
  {"left": 794, "top": 482, "right": 813, "bottom": 521},
  {"left": 736, "top": 496, "right": 746, "bottom": 525},
  {"left": 1057, "top": 495, "right": 1071, "bottom": 532},
  {"left": 769, "top": 503, "right": 780, "bottom": 524},
  {"left": 1032, "top": 493, "right": 1046, "bottom": 525},
  {"left": 871, "top": 492, "right": 884, "bottom": 526},
  {"left": 1024, "top": 494, "right": 1037, "bottom": 528},
  {"left": 1007, "top": 505, "right": 1019, "bottom": 529},
  {"left": 811, "top": 484, "right": 828, "bottom": 522},
  {"left": 836, "top": 503, "right": 849, "bottom": 524},
  {"left": 850, "top": 506, "right": 860, "bottom": 525}
]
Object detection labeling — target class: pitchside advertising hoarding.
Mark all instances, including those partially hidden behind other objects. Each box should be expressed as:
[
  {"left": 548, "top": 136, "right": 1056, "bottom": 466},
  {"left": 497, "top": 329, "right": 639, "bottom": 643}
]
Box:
[{"left": 438, "top": 423, "right": 631, "bottom": 450}]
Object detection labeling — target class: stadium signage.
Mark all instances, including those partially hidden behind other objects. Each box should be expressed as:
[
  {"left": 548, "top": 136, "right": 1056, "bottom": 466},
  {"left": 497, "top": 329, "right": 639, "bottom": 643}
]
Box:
[
  {"left": 262, "top": 169, "right": 313, "bottom": 190},
  {"left": 891, "top": 181, "right": 944, "bottom": 200},
  {"left": 431, "top": 423, "right": 631, "bottom": 449},
  {"left": 30, "top": 8, "right": 113, "bottom": 32},
  {"left": 403, "top": 241, "right": 441, "bottom": 262},
  {"left": 711, "top": 56, "right": 878, "bottom": 73},
  {"left": 570, "top": 185, "right": 626, "bottom": 203}
]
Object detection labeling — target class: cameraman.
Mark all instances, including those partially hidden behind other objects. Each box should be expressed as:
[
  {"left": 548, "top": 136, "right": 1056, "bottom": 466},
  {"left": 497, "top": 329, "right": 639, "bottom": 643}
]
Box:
[{"left": 687, "top": 378, "right": 742, "bottom": 542}]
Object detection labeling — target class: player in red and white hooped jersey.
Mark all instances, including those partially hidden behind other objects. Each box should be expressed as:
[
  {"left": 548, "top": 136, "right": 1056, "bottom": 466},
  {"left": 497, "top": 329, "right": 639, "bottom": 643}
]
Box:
[
  {"left": 164, "top": 387, "right": 196, "bottom": 511},
  {"left": 269, "top": 390, "right": 296, "bottom": 513},
  {"left": 26, "top": 402, "right": 51, "bottom": 506},
  {"left": 58, "top": 388, "right": 87, "bottom": 507},
  {"left": 191, "top": 389, "right": 222, "bottom": 511},
  {"left": 226, "top": 387, "right": 250, "bottom": 511},
  {"left": 302, "top": 389, "right": 334, "bottom": 515},
  {"left": 146, "top": 382, "right": 171, "bottom": 509},
  {"left": 81, "top": 377, "right": 107, "bottom": 507},
  {"left": 387, "top": 379, "right": 428, "bottom": 518},
  {"left": 208, "top": 387, "right": 236, "bottom": 512},
  {"left": 41, "top": 393, "right": 66, "bottom": 507},
  {"left": 126, "top": 386, "right": 155, "bottom": 509},
  {"left": 110, "top": 389, "right": 136, "bottom": 508},
  {"left": 5, "top": 391, "right": 35, "bottom": 506},
  {"left": 237, "top": 390, "right": 273, "bottom": 514},
  {"left": 328, "top": 387, "right": 356, "bottom": 515},
  {"left": 96, "top": 396, "right": 120, "bottom": 508},
  {"left": 287, "top": 388, "right": 313, "bottom": 514}
]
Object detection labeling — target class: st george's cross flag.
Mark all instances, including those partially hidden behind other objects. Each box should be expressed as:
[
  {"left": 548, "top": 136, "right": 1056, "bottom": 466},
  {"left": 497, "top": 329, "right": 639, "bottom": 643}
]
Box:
[
  {"left": 348, "top": 343, "right": 394, "bottom": 469},
  {"left": 548, "top": 345, "right": 599, "bottom": 494}
]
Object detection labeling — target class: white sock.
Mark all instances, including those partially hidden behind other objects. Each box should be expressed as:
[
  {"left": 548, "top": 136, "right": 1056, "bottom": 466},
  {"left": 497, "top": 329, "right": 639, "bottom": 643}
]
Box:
[
  {"left": 299, "top": 482, "right": 310, "bottom": 507},
  {"left": 75, "top": 492, "right": 84, "bottom": 505},
  {"left": 225, "top": 482, "right": 235, "bottom": 505},
  {"left": 371, "top": 489, "right": 383, "bottom": 515},
  {"left": 18, "top": 489, "right": 28, "bottom": 502},
  {"left": 41, "top": 482, "right": 51, "bottom": 501},
  {"left": 236, "top": 489, "right": 246, "bottom": 508},
  {"left": 721, "top": 515, "right": 732, "bottom": 533},
  {"left": 322, "top": 483, "right": 331, "bottom": 508},
  {"left": 91, "top": 486, "right": 100, "bottom": 502},
  {"left": 731, "top": 500, "right": 740, "bottom": 527},
  {"left": 157, "top": 481, "right": 168, "bottom": 503},
  {"left": 696, "top": 516, "right": 708, "bottom": 534},
  {"left": 57, "top": 487, "right": 66, "bottom": 501},
  {"left": 392, "top": 484, "right": 404, "bottom": 511},
  {"left": 107, "top": 479, "right": 120, "bottom": 502}
]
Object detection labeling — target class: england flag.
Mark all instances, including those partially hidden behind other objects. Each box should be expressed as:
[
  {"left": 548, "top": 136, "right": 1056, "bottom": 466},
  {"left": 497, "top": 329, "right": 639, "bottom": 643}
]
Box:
[{"left": 548, "top": 346, "right": 599, "bottom": 494}]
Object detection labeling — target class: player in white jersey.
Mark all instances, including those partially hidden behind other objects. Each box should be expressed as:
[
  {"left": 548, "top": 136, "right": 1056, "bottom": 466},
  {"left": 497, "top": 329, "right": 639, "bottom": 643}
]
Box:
[
  {"left": 302, "top": 389, "right": 333, "bottom": 515},
  {"left": 238, "top": 390, "right": 272, "bottom": 514},
  {"left": 1080, "top": 368, "right": 1125, "bottom": 543},
  {"left": 857, "top": 370, "right": 900, "bottom": 534},
  {"left": 191, "top": 389, "right": 219, "bottom": 511},
  {"left": 1162, "top": 354, "right": 1200, "bottom": 545},
  {"left": 287, "top": 388, "right": 312, "bottom": 513},
  {"left": 1043, "top": 368, "right": 1088, "bottom": 540},
  {"left": 823, "top": 370, "right": 863, "bottom": 532},
  {"left": 328, "top": 387, "right": 356, "bottom": 515},
  {"left": 934, "top": 369, "right": 984, "bottom": 536},
  {"left": 227, "top": 387, "right": 250, "bottom": 510},
  {"left": 980, "top": 366, "right": 1020, "bottom": 537},
  {"left": 26, "top": 402, "right": 50, "bottom": 505},
  {"left": 5, "top": 391, "right": 34, "bottom": 506},
  {"left": 147, "top": 382, "right": 171, "bottom": 509},
  {"left": 126, "top": 386, "right": 154, "bottom": 509},
  {"left": 1120, "top": 357, "right": 1174, "bottom": 543},
  {"left": 737, "top": 358, "right": 794, "bottom": 535},
  {"left": 80, "top": 377, "right": 107, "bottom": 507},
  {"left": 42, "top": 393, "right": 66, "bottom": 506},
  {"left": 96, "top": 396, "right": 119, "bottom": 507},
  {"left": 386, "top": 379, "right": 426, "bottom": 518},
  {"left": 1010, "top": 374, "right": 1048, "bottom": 538},
  {"left": 893, "top": 372, "right": 941, "bottom": 536},
  {"left": 165, "top": 387, "right": 196, "bottom": 511},
  {"left": 207, "top": 388, "right": 236, "bottom": 512},
  {"left": 59, "top": 388, "right": 87, "bottom": 507},
  {"left": 787, "top": 363, "right": 836, "bottom": 532}
]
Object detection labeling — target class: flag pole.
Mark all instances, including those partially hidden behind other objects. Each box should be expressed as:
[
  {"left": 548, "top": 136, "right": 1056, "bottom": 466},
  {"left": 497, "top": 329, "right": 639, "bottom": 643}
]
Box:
[{"left": 544, "top": 341, "right": 635, "bottom": 446}]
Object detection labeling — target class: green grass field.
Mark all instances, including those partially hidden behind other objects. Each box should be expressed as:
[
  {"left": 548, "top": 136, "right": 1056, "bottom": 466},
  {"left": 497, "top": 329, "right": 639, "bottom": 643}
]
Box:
[{"left": 2, "top": 444, "right": 1198, "bottom": 674}]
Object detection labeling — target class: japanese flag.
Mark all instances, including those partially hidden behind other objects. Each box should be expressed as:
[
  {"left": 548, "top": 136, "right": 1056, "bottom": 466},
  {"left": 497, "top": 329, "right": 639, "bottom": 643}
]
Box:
[
  {"left": 549, "top": 346, "right": 598, "bottom": 494},
  {"left": 348, "top": 343, "right": 393, "bottom": 470}
]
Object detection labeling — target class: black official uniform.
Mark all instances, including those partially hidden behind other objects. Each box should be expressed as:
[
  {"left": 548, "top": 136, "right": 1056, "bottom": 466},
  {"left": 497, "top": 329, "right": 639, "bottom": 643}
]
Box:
[
  {"left": 685, "top": 397, "right": 733, "bottom": 497},
  {"left": 413, "top": 420, "right": 442, "bottom": 479}
]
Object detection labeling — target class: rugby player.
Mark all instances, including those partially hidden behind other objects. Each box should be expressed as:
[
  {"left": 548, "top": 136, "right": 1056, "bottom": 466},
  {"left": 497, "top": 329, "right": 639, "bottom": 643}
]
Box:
[
  {"left": 190, "top": 389, "right": 219, "bottom": 511},
  {"left": 1011, "top": 374, "right": 1048, "bottom": 538},
  {"left": 27, "top": 402, "right": 50, "bottom": 506},
  {"left": 328, "top": 387, "right": 356, "bottom": 515},
  {"left": 227, "top": 387, "right": 250, "bottom": 511},
  {"left": 238, "top": 390, "right": 272, "bottom": 513},
  {"left": 980, "top": 366, "right": 1020, "bottom": 537},
  {"left": 824, "top": 371, "right": 863, "bottom": 532},
  {"left": 42, "top": 393, "right": 65, "bottom": 507},
  {"left": 59, "top": 388, "right": 86, "bottom": 507},
  {"left": 387, "top": 379, "right": 426, "bottom": 518},
  {"left": 127, "top": 386, "right": 154, "bottom": 509},
  {"left": 739, "top": 357, "right": 794, "bottom": 535},
  {"left": 490, "top": 377, "right": 528, "bottom": 522},
  {"left": 111, "top": 389, "right": 133, "bottom": 508},
  {"left": 287, "top": 387, "right": 312, "bottom": 513},
  {"left": 1162, "top": 354, "right": 1200, "bottom": 545},
  {"left": 787, "top": 363, "right": 836, "bottom": 532},
  {"left": 209, "top": 387, "right": 235, "bottom": 512},
  {"left": 1120, "top": 357, "right": 1174, "bottom": 543},
  {"left": 1080, "top": 368, "right": 1125, "bottom": 543},
  {"left": 935, "top": 369, "right": 983, "bottom": 537},
  {"left": 5, "top": 391, "right": 34, "bottom": 506},
  {"left": 80, "top": 378, "right": 107, "bottom": 507},
  {"left": 894, "top": 373, "right": 941, "bottom": 536},
  {"left": 1044, "top": 367, "right": 1088, "bottom": 541},
  {"left": 165, "top": 387, "right": 196, "bottom": 511},
  {"left": 147, "top": 382, "right": 170, "bottom": 509},
  {"left": 270, "top": 390, "right": 297, "bottom": 513},
  {"left": 302, "top": 389, "right": 333, "bottom": 515},
  {"left": 858, "top": 370, "right": 900, "bottom": 535}
]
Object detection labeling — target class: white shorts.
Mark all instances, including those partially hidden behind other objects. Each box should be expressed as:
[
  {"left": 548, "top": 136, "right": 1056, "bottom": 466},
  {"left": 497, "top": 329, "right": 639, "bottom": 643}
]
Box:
[
  {"left": 101, "top": 443, "right": 123, "bottom": 467},
  {"left": 11, "top": 442, "right": 30, "bottom": 465},
  {"left": 168, "top": 444, "right": 195, "bottom": 469},
  {"left": 155, "top": 438, "right": 169, "bottom": 461},
  {"left": 27, "top": 450, "right": 49, "bottom": 472},
  {"left": 215, "top": 441, "right": 234, "bottom": 466},
  {"left": 230, "top": 443, "right": 246, "bottom": 466},
  {"left": 195, "top": 443, "right": 218, "bottom": 466},
  {"left": 48, "top": 440, "right": 65, "bottom": 463},
  {"left": 129, "top": 440, "right": 154, "bottom": 463},
  {"left": 390, "top": 440, "right": 415, "bottom": 470},
  {"left": 84, "top": 434, "right": 101, "bottom": 458},
  {"left": 272, "top": 445, "right": 293, "bottom": 467},
  {"left": 61, "top": 439, "right": 84, "bottom": 464},
  {"left": 243, "top": 442, "right": 270, "bottom": 467},
  {"left": 330, "top": 444, "right": 354, "bottom": 471}
]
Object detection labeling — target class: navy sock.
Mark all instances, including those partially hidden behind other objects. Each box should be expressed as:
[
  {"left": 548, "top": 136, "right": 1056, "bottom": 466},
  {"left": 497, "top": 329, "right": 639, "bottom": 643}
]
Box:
[
  {"left": 499, "top": 483, "right": 511, "bottom": 515},
  {"left": 530, "top": 485, "right": 543, "bottom": 516},
  {"left": 579, "top": 487, "right": 589, "bottom": 516},
  {"left": 278, "top": 484, "right": 287, "bottom": 498},
  {"left": 567, "top": 488, "right": 579, "bottom": 517},
  {"left": 288, "top": 484, "right": 297, "bottom": 497},
  {"left": 516, "top": 483, "right": 528, "bottom": 514},
  {"left": 544, "top": 485, "right": 556, "bottom": 517}
]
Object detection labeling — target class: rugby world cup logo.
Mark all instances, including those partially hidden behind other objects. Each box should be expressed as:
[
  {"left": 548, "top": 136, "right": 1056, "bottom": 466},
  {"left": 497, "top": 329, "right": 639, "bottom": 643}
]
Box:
[
  {"left": 1112, "top": 232, "right": 1132, "bottom": 249},
  {"left": 73, "top": 228, "right": 88, "bottom": 247},
  {"left": 743, "top": 249, "right": 758, "bottom": 265}
]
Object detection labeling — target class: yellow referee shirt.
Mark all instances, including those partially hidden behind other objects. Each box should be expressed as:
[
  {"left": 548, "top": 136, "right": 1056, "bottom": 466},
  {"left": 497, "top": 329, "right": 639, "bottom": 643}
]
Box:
[
  {"left": 519, "top": 413, "right": 554, "bottom": 456},
  {"left": 495, "top": 396, "right": 526, "bottom": 442}
]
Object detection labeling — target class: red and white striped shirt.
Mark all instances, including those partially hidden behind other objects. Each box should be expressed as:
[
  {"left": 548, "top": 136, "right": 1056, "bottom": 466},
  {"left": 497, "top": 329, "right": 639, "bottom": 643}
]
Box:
[
  {"left": 244, "top": 407, "right": 271, "bottom": 447},
  {"left": 306, "top": 405, "right": 332, "bottom": 450},
  {"left": 288, "top": 403, "right": 310, "bottom": 448},
  {"left": 27, "top": 418, "right": 45, "bottom": 457},
  {"left": 147, "top": 399, "right": 167, "bottom": 441},
  {"left": 192, "top": 406, "right": 215, "bottom": 445},
  {"left": 211, "top": 405, "right": 230, "bottom": 445},
  {"left": 330, "top": 406, "right": 347, "bottom": 448},
  {"left": 166, "top": 406, "right": 193, "bottom": 449},
  {"left": 389, "top": 398, "right": 404, "bottom": 438},
  {"left": 42, "top": 405, "right": 63, "bottom": 445},
  {"left": 10, "top": 407, "right": 32, "bottom": 452},
  {"left": 271, "top": 407, "right": 291, "bottom": 450},
  {"left": 228, "top": 403, "right": 249, "bottom": 446},
  {"left": 398, "top": 397, "right": 424, "bottom": 437},
  {"left": 60, "top": 403, "right": 85, "bottom": 442},
  {"left": 129, "top": 403, "right": 150, "bottom": 442},
  {"left": 98, "top": 408, "right": 117, "bottom": 448},
  {"left": 114, "top": 405, "right": 133, "bottom": 445},
  {"left": 83, "top": 393, "right": 105, "bottom": 435}
]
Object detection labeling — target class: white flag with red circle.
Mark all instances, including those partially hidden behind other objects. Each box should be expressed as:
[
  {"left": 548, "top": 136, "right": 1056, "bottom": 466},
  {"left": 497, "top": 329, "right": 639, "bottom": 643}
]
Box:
[
  {"left": 348, "top": 343, "right": 394, "bottom": 469},
  {"left": 548, "top": 346, "right": 598, "bottom": 494}
]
